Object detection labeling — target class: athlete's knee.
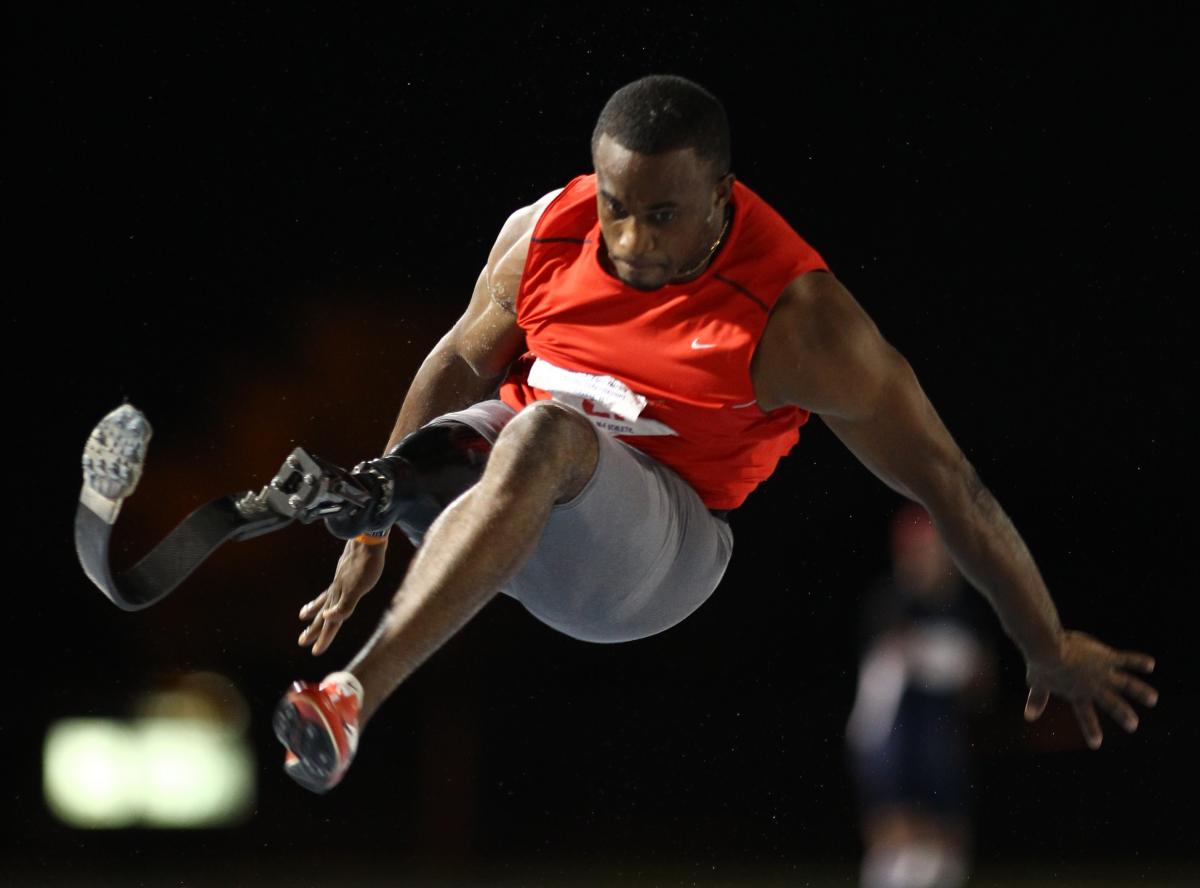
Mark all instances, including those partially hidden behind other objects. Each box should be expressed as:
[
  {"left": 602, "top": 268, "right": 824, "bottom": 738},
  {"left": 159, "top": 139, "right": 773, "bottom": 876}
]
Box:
[
  {"left": 492, "top": 401, "right": 598, "bottom": 499},
  {"left": 503, "top": 401, "right": 594, "bottom": 452}
]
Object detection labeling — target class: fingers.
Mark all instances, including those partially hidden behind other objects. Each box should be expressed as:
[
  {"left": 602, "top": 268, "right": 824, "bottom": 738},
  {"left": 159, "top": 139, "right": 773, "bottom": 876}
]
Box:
[
  {"left": 1072, "top": 699, "right": 1104, "bottom": 750},
  {"left": 1097, "top": 688, "right": 1139, "bottom": 733},
  {"left": 298, "top": 585, "right": 333, "bottom": 647},
  {"left": 321, "top": 595, "right": 359, "bottom": 623},
  {"left": 1116, "top": 650, "right": 1156, "bottom": 674},
  {"left": 298, "top": 609, "right": 326, "bottom": 647},
  {"left": 1025, "top": 686, "right": 1050, "bottom": 722},
  {"left": 1023, "top": 637, "right": 1158, "bottom": 750},
  {"left": 299, "top": 595, "right": 361, "bottom": 656},
  {"left": 312, "top": 613, "right": 345, "bottom": 656},
  {"left": 298, "top": 606, "right": 345, "bottom": 655},
  {"left": 299, "top": 589, "right": 330, "bottom": 621},
  {"left": 1110, "top": 669, "right": 1159, "bottom": 709}
]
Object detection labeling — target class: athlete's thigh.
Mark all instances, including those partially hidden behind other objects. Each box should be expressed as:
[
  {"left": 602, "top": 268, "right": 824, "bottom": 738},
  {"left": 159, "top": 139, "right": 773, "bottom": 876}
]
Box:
[
  {"left": 420, "top": 399, "right": 519, "bottom": 442},
  {"left": 504, "top": 411, "right": 733, "bottom": 644}
]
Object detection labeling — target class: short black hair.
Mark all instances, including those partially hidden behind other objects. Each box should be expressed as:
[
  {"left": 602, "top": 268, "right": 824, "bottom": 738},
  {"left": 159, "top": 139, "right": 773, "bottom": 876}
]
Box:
[{"left": 591, "top": 74, "right": 731, "bottom": 178}]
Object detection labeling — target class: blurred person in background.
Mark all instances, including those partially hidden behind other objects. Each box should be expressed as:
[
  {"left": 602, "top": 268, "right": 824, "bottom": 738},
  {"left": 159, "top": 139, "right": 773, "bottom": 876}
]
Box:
[{"left": 847, "top": 503, "right": 996, "bottom": 888}]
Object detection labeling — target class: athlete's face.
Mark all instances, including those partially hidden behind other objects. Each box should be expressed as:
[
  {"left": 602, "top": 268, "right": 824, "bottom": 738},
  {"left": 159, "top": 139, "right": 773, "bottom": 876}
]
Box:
[{"left": 592, "top": 132, "right": 734, "bottom": 291}]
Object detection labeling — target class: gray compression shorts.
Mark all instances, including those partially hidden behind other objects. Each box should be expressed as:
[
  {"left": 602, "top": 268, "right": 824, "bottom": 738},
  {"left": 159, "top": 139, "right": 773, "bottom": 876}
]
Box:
[{"left": 416, "top": 399, "right": 734, "bottom": 644}]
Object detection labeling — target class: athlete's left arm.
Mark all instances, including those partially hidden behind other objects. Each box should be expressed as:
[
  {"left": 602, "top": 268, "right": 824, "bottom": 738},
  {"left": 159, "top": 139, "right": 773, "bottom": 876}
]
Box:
[{"left": 752, "top": 270, "right": 1158, "bottom": 749}]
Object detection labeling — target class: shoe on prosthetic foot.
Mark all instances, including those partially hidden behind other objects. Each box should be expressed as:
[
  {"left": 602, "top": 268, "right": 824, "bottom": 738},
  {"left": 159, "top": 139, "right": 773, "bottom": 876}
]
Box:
[{"left": 273, "top": 671, "right": 363, "bottom": 793}]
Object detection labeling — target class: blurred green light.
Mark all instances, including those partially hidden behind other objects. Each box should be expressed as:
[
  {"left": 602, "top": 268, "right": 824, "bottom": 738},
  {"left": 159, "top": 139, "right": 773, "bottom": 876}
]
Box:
[
  {"left": 43, "top": 720, "right": 139, "bottom": 827},
  {"left": 43, "top": 717, "right": 254, "bottom": 828},
  {"left": 139, "top": 718, "right": 254, "bottom": 827}
]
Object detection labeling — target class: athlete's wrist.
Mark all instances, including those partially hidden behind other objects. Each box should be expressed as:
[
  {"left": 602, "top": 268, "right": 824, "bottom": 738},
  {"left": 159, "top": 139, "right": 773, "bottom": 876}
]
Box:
[{"left": 354, "top": 529, "right": 390, "bottom": 546}]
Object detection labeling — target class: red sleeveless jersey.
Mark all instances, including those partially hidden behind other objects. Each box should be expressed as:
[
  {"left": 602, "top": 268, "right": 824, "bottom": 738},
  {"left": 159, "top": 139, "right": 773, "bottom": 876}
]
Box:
[{"left": 498, "top": 173, "right": 830, "bottom": 509}]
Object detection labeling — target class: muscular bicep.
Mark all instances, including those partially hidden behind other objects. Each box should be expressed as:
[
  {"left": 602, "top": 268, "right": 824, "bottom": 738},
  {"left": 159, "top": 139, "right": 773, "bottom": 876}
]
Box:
[
  {"left": 754, "top": 271, "right": 968, "bottom": 505},
  {"left": 753, "top": 271, "right": 891, "bottom": 418},
  {"left": 449, "top": 187, "right": 562, "bottom": 378}
]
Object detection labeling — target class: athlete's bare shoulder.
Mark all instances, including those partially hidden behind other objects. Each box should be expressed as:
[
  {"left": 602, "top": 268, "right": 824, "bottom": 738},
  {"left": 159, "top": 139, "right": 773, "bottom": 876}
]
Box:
[
  {"left": 485, "top": 187, "right": 565, "bottom": 313},
  {"left": 751, "top": 269, "right": 886, "bottom": 414}
]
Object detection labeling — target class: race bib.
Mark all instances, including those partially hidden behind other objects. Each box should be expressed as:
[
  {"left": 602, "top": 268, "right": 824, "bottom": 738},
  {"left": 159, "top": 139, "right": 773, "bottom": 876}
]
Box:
[{"left": 526, "top": 358, "right": 677, "bottom": 437}]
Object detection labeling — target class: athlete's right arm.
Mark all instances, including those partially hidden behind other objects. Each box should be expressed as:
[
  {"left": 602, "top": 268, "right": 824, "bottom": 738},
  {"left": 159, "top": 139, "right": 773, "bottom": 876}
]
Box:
[
  {"left": 296, "top": 187, "right": 562, "bottom": 655},
  {"left": 380, "top": 185, "right": 563, "bottom": 453}
]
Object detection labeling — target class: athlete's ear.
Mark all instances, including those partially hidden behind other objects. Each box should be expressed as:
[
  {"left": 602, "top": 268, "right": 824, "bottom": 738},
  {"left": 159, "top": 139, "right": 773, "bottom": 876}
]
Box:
[{"left": 713, "top": 170, "right": 735, "bottom": 211}]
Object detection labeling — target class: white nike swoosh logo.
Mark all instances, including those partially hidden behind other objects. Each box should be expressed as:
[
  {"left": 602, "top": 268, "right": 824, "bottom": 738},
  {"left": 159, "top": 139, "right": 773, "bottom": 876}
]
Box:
[{"left": 690, "top": 338, "right": 717, "bottom": 349}]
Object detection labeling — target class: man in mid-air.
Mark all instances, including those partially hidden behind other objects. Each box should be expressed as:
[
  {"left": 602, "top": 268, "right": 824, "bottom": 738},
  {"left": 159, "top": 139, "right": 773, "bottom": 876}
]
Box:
[{"left": 272, "top": 74, "right": 1157, "bottom": 794}]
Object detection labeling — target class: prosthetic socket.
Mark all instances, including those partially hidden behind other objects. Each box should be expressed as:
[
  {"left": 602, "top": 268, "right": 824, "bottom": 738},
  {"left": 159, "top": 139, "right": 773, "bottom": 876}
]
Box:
[{"left": 321, "top": 422, "right": 492, "bottom": 544}]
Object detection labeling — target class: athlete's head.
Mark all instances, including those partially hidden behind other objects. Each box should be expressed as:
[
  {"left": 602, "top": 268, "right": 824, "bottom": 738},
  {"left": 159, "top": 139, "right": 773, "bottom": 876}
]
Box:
[
  {"left": 890, "top": 502, "right": 957, "bottom": 600},
  {"left": 591, "top": 74, "right": 735, "bottom": 291}
]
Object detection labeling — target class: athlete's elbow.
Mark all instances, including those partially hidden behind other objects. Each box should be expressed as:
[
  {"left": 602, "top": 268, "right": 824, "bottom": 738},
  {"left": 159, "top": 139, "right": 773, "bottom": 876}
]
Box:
[
  {"left": 918, "top": 452, "right": 986, "bottom": 524},
  {"left": 459, "top": 347, "right": 511, "bottom": 381}
]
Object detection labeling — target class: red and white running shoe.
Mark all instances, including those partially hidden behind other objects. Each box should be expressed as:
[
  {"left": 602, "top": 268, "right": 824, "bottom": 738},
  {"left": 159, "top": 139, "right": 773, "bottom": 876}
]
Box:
[{"left": 273, "top": 671, "right": 363, "bottom": 793}]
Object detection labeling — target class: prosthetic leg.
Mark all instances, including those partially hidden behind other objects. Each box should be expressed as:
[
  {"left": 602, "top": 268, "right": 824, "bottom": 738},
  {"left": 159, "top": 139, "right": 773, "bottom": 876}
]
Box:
[{"left": 75, "top": 402, "right": 492, "bottom": 611}]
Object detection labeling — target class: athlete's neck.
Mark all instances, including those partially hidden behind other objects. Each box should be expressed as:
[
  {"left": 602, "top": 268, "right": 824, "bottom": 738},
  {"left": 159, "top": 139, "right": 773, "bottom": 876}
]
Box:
[{"left": 669, "top": 203, "right": 732, "bottom": 285}]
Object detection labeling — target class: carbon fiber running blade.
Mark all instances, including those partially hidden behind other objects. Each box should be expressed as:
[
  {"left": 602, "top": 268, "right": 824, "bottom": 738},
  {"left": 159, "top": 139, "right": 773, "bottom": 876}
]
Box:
[{"left": 75, "top": 403, "right": 293, "bottom": 611}]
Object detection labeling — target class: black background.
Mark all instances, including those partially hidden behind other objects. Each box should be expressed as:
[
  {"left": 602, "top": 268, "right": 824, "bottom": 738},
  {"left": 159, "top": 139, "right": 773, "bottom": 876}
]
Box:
[{"left": 7, "top": 3, "right": 1197, "bottom": 884}]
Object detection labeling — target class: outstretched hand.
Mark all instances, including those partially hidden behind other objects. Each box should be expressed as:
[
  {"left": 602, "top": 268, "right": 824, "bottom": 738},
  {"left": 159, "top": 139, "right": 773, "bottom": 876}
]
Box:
[
  {"left": 1024, "top": 629, "right": 1158, "bottom": 749},
  {"left": 298, "top": 538, "right": 388, "bottom": 655}
]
